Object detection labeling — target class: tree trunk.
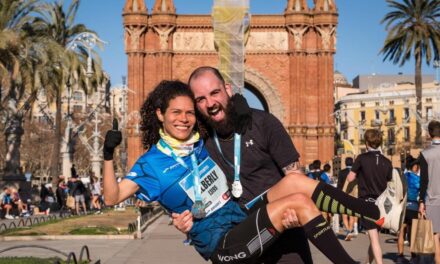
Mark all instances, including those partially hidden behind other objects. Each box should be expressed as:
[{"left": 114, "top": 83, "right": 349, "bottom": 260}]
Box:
[
  {"left": 4, "top": 113, "right": 24, "bottom": 176},
  {"left": 49, "top": 87, "right": 62, "bottom": 184},
  {"left": 3, "top": 93, "right": 24, "bottom": 177},
  {"left": 415, "top": 52, "right": 423, "bottom": 147}
]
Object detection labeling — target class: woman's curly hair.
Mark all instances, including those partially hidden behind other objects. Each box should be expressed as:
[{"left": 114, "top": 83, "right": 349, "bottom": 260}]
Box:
[{"left": 140, "top": 80, "right": 198, "bottom": 150}]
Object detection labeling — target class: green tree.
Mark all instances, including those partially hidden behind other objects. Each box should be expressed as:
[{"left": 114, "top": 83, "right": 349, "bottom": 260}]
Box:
[
  {"left": 0, "top": 0, "right": 44, "bottom": 177},
  {"left": 34, "top": 0, "right": 104, "bottom": 183},
  {"left": 381, "top": 0, "right": 440, "bottom": 146}
]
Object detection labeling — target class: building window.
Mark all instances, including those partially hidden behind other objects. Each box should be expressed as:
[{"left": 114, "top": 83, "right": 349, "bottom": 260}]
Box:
[
  {"left": 119, "top": 97, "right": 122, "bottom": 102},
  {"left": 375, "top": 110, "right": 380, "bottom": 120},
  {"left": 404, "top": 127, "right": 410, "bottom": 141},
  {"left": 388, "top": 128, "right": 395, "bottom": 144},
  {"left": 426, "top": 98, "right": 432, "bottom": 103},
  {"left": 404, "top": 108, "right": 409, "bottom": 119},
  {"left": 360, "top": 111, "right": 366, "bottom": 121},
  {"left": 427, "top": 107, "right": 433, "bottom": 119},
  {"left": 375, "top": 102, "right": 380, "bottom": 107},
  {"left": 73, "top": 91, "right": 83, "bottom": 101},
  {"left": 389, "top": 100, "right": 394, "bottom": 105},
  {"left": 389, "top": 109, "right": 395, "bottom": 120}
]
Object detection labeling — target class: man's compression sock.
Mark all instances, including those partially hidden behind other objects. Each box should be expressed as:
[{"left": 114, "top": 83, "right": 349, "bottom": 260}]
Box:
[
  {"left": 311, "top": 182, "right": 380, "bottom": 222},
  {"left": 303, "top": 215, "right": 356, "bottom": 264}
]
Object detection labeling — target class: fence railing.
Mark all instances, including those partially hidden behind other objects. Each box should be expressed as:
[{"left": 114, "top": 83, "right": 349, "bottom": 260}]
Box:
[
  {"left": 127, "top": 206, "right": 163, "bottom": 239},
  {"left": 0, "top": 213, "right": 72, "bottom": 233},
  {"left": 0, "top": 244, "right": 99, "bottom": 264}
]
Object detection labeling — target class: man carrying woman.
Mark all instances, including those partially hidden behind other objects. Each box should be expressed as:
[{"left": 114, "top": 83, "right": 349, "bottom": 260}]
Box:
[{"left": 103, "top": 80, "right": 399, "bottom": 263}]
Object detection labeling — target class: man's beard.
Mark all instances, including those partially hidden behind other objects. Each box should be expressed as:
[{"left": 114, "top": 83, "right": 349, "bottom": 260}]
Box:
[{"left": 201, "top": 102, "right": 234, "bottom": 138}]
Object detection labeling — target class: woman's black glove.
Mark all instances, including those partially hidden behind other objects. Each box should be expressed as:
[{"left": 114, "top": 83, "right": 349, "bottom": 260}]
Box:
[
  {"left": 230, "top": 93, "right": 252, "bottom": 135},
  {"left": 103, "top": 118, "right": 122, "bottom": 160}
]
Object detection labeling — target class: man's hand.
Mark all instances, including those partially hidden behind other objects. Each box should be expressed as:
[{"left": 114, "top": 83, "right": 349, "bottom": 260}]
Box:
[
  {"left": 172, "top": 210, "right": 194, "bottom": 234},
  {"left": 419, "top": 202, "right": 426, "bottom": 216},
  {"left": 230, "top": 93, "right": 252, "bottom": 135},
  {"left": 103, "top": 118, "right": 122, "bottom": 160},
  {"left": 282, "top": 208, "right": 300, "bottom": 229}
]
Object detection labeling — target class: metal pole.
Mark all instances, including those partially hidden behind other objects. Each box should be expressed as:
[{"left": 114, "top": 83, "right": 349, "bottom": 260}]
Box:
[
  {"left": 61, "top": 80, "right": 73, "bottom": 181},
  {"left": 62, "top": 33, "right": 106, "bottom": 180},
  {"left": 90, "top": 113, "right": 102, "bottom": 178}
]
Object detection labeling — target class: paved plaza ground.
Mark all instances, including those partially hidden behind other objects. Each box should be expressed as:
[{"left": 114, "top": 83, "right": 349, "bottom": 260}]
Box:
[{"left": 0, "top": 215, "right": 413, "bottom": 263}]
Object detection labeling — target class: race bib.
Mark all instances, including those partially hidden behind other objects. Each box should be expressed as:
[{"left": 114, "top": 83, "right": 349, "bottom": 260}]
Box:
[{"left": 179, "top": 157, "right": 230, "bottom": 216}]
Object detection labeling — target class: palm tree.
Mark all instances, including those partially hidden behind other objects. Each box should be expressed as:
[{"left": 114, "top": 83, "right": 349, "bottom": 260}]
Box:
[
  {"left": 34, "top": 0, "right": 104, "bottom": 183},
  {"left": 0, "top": 0, "right": 43, "bottom": 178},
  {"left": 381, "top": 0, "right": 440, "bottom": 146}
]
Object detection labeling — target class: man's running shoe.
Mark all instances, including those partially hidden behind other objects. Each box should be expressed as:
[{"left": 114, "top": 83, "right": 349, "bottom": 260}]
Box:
[{"left": 375, "top": 168, "right": 407, "bottom": 233}]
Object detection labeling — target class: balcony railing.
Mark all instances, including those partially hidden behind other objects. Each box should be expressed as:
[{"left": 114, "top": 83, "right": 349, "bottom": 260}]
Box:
[
  {"left": 387, "top": 139, "right": 396, "bottom": 145},
  {"left": 385, "top": 117, "right": 396, "bottom": 126},
  {"left": 370, "top": 119, "right": 382, "bottom": 127}
]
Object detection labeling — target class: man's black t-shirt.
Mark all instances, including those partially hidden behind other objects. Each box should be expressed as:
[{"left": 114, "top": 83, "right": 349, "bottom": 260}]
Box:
[
  {"left": 204, "top": 109, "right": 300, "bottom": 205},
  {"left": 351, "top": 151, "right": 392, "bottom": 198},
  {"left": 205, "top": 108, "right": 310, "bottom": 264}
]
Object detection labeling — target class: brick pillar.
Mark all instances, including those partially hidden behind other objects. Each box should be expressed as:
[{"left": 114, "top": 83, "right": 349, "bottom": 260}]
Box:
[
  {"left": 315, "top": 9, "right": 337, "bottom": 163},
  {"left": 123, "top": 1, "right": 148, "bottom": 169}
]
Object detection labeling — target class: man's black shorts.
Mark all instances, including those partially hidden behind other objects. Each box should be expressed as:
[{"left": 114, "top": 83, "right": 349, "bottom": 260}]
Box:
[
  {"left": 360, "top": 196, "right": 381, "bottom": 231},
  {"left": 210, "top": 206, "right": 279, "bottom": 264}
]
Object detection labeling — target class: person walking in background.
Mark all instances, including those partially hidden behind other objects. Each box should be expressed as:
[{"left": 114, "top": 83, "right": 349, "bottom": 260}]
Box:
[
  {"left": 90, "top": 176, "right": 102, "bottom": 214},
  {"left": 310, "top": 160, "right": 322, "bottom": 181},
  {"left": 321, "top": 163, "right": 333, "bottom": 184},
  {"left": 56, "top": 181, "right": 67, "bottom": 211},
  {"left": 396, "top": 156, "right": 420, "bottom": 263},
  {"left": 321, "top": 163, "right": 333, "bottom": 223},
  {"left": 307, "top": 163, "right": 315, "bottom": 179},
  {"left": 419, "top": 120, "right": 440, "bottom": 264},
  {"left": 347, "top": 129, "right": 393, "bottom": 264},
  {"left": 71, "top": 164, "right": 77, "bottom": 178},
  {"left": 70, "top": 175, "right": 87, "bottom": 215},
  {"left": 338, "top": 157, "right": 359, "bottom": 241}
]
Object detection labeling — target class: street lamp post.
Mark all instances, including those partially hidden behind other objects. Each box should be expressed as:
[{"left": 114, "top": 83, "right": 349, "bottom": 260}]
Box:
[
  {"left": 61, "top": 79, "right": 73, "bottom": 179},
  {"left": 114, "top": 76, "right": 135, "bottom": 177},
  {"left": 61, "top": 32, "right": 106, "bottom": 180},
  {"left": 90, "top": 111, "right": 102, "bottom": 178},
  {"left": 434, "top": 60, "right": 440, "bottom": 85}
]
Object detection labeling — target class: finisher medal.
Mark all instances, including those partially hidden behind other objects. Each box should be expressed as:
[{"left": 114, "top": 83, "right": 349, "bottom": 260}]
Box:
[
  {"left": 191, "top": 200, "right": 206, "bottom": 219},
  {"left": 232, "top": 180, "right": 243, "bottom": 198}
]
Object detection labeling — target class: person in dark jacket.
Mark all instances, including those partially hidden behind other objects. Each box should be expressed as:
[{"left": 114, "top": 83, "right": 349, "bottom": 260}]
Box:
[{"left": 70, "top": 176, "right": 87, "bottom": 215}]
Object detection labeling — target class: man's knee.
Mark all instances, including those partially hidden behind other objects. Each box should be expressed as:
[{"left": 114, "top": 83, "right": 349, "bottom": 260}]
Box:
[{"left": 287, "top": 193, "right": 314, "bottom": 209}]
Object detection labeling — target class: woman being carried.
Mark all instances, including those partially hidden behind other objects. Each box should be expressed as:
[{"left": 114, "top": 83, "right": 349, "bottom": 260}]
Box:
[{"left": 103, "top": 80, "right": 371, "bottom": 263}]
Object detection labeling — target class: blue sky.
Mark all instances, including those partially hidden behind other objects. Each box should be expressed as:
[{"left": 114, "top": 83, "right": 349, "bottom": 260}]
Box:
[{"left": 74, "top": 0, "right": 438, "bottom": 88}]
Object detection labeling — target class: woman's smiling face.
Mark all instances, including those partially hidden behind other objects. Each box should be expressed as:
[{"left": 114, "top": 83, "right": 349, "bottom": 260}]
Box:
[{"left": 156, "top": 95, "right": 196, "bottom": 141}]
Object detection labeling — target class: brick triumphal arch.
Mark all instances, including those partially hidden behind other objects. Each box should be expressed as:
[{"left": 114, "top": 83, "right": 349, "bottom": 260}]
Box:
[{"left": 123, "top": 0, "right": 338, "bottom": 168}]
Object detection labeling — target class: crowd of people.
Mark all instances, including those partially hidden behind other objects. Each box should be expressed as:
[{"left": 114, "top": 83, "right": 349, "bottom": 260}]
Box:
[
  {"left": 302, "top": 124, "right": 440, "bottom": 264},
  {"left": 100, "top": 66, "right": 440, "bottom": 263},
  {"left": 0, "top": 171, "right": 104, "bottom": 220}
]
